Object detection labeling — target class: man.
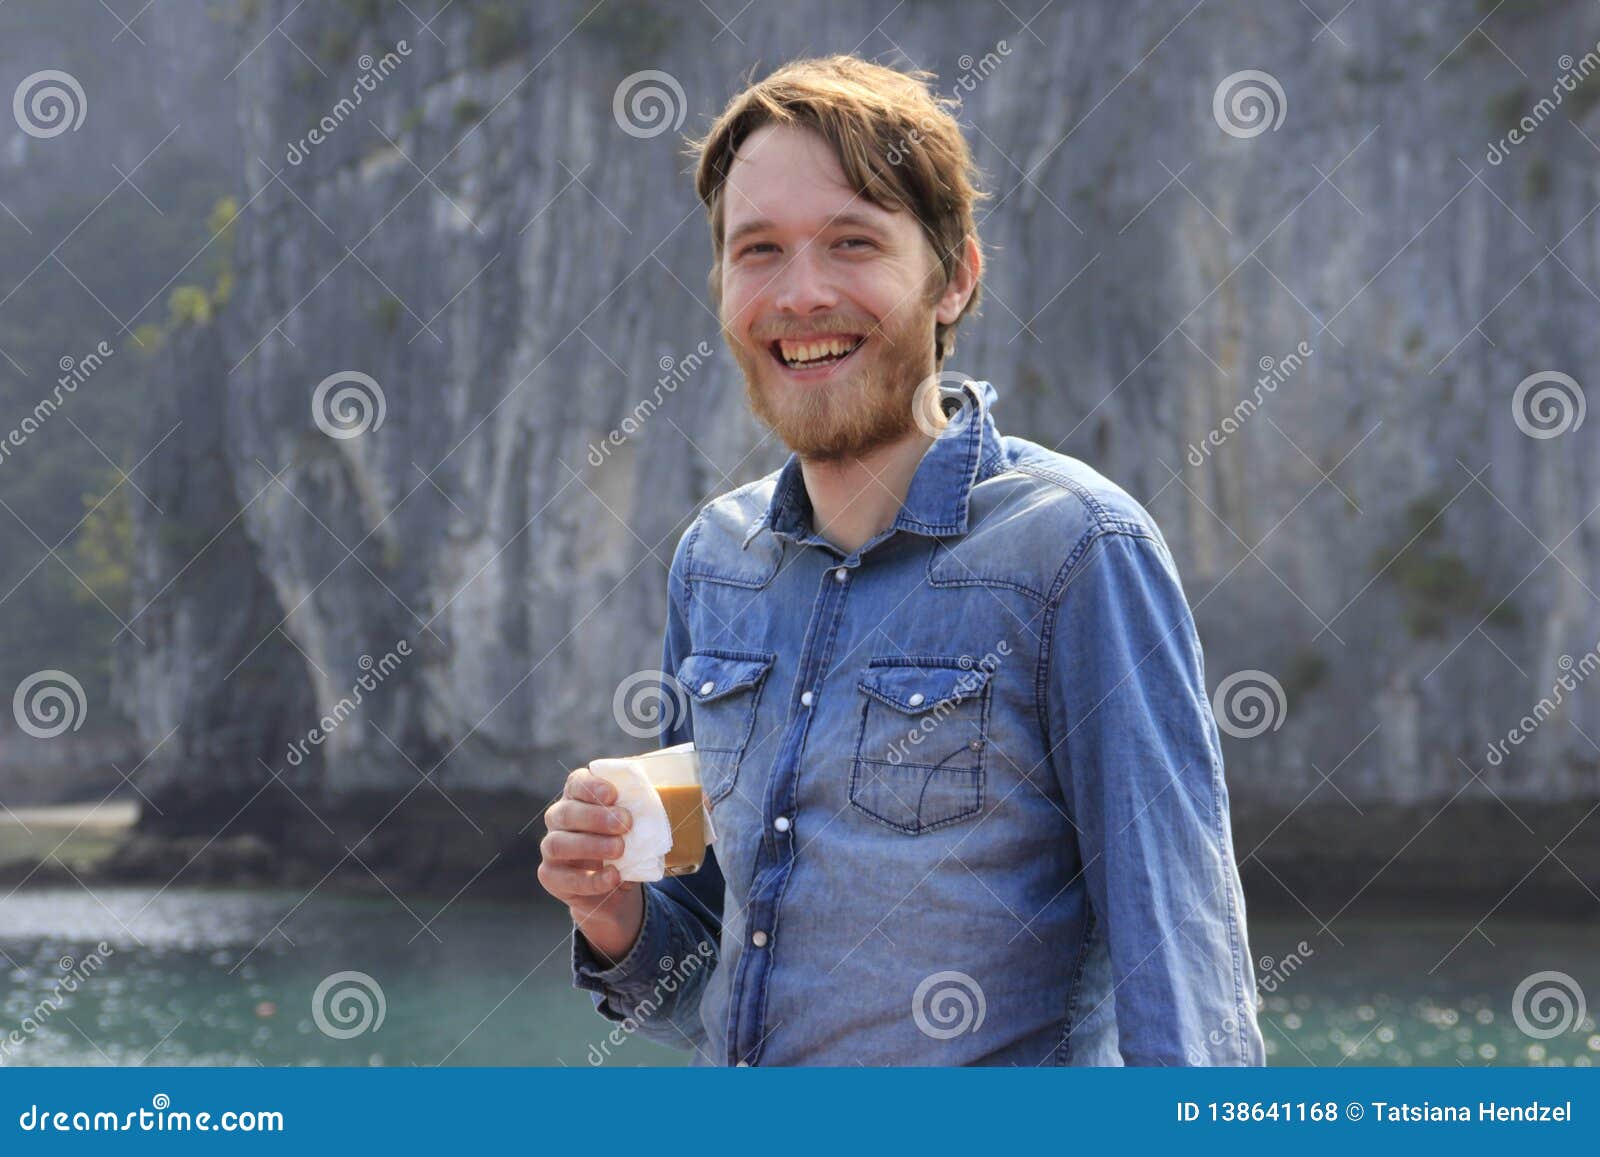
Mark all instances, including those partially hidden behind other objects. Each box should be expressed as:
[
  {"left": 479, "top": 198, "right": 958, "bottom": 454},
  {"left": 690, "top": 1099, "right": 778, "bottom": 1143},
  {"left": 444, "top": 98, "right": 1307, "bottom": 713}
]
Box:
[{"left": 539, "top": 54, "right": 1265, "bottom": 1066}]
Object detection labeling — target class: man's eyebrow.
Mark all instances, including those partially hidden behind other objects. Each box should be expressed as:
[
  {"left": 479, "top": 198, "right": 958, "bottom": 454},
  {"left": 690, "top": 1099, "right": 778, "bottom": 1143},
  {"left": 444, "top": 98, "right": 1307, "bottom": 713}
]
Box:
[{"left": 725, "top": 211, "right": 888, "bottom": 248}]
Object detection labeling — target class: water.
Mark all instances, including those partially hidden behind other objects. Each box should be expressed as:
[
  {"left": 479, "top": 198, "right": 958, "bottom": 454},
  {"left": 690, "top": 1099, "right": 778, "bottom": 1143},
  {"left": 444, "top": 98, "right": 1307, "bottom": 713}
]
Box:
[
  {"left": 0, "top": 886, "right": 682, "bottom": 1067},
  {"left": 0, "top": 886, "right": 1594, "bottom": 1066}
]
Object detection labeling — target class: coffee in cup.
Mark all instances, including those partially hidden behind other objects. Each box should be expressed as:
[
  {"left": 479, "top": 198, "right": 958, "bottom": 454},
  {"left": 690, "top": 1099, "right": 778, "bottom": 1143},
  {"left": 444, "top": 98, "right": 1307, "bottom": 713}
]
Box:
[{"left": 587, "top": 742, "right": 712, "bottom": 880}]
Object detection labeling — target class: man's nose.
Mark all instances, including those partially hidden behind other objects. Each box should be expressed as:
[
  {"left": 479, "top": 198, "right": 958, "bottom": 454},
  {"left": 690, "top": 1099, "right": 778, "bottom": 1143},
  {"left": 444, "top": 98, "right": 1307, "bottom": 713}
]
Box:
[{"left": 771, "top": 246, "right": 838, "bottom": 315}]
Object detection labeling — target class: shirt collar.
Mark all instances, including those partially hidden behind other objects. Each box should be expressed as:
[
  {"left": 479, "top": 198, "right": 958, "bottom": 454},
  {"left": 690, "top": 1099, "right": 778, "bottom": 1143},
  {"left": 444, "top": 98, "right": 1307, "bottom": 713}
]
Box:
[{"left": 743, "top": 378, "right": 1005, "bottom": 550}]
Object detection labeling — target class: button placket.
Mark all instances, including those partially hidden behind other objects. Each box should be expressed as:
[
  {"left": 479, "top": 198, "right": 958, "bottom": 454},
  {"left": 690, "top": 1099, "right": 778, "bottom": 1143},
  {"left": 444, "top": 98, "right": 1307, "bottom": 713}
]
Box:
[{"left": 729, "top": 557, "right": 850, "bottom": 1067}]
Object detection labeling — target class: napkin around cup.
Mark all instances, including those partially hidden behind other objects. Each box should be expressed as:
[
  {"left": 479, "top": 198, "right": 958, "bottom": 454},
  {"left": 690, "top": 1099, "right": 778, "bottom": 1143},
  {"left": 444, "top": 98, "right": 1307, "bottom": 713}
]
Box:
[{"left": 586, "top": 759, "right": 674, "bottom": 882}]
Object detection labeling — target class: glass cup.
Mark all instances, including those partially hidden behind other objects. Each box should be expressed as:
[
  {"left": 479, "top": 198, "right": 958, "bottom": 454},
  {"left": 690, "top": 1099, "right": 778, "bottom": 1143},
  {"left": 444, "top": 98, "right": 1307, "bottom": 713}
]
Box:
[{"left": 591, "top": 742, "right": 711, "bottom": 877}]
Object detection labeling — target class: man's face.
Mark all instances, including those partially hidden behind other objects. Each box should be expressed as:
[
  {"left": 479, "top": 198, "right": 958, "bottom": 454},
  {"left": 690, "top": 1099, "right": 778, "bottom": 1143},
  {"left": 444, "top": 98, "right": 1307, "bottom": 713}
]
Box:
[{"left": 716, "top": 123, "right": 949, "bottom": 462}]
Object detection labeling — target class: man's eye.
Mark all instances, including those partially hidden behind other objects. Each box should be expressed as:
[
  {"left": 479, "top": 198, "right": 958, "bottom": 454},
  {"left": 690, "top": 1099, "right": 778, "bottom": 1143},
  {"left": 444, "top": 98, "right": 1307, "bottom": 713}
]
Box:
[
  {"left": 737, "top": 243, "right": 777, "bottom": 258},
  {"left": 838, "top": 237, "right": 874, "bottom": 249}
]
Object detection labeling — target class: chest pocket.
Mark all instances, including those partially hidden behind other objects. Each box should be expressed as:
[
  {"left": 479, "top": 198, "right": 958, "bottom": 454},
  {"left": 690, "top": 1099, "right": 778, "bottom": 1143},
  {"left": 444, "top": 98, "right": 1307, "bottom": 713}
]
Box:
[
  {"left": 849, "top": 658, "right": 992, "bottom": 834},
  {"left": 674, "top": 649, "right": 776, "bottom": 805}
]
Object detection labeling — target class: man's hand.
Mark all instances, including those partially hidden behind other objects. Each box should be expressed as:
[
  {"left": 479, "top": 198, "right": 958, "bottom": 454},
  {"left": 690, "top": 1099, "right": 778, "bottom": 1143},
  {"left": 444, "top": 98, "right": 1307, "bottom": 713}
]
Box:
[{"left": 537, "top": 767, "right": 645, "bottom": 965}]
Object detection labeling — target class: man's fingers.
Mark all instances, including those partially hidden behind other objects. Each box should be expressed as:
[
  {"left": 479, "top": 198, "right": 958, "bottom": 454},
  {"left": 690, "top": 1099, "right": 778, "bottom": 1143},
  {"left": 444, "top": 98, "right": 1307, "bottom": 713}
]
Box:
[
  {"left": 542, "top": 830, "right": 624, "bottom": 863},
  {"left": 538, "top": 861, "right": 620, "bottom": 897},
  {"left": 545, "top": 797, "right": 631, "bottom": 835},
  {"left": 565, "top": 768, "right": 616, "bottom": 806}
]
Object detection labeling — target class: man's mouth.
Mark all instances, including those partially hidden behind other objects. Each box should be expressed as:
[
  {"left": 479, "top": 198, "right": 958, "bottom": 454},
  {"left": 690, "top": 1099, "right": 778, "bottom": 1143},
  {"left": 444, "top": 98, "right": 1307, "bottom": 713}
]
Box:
[{"left": 766, "top": 333, "right": 867, "bottom": 375}]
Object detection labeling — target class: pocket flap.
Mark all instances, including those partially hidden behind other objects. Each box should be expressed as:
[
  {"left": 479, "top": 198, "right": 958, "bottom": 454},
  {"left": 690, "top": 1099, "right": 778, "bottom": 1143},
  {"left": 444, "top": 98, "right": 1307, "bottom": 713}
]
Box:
[
  {"left": 857, "top": 661, "right": 992, "bottom": 714},
  {"left": 675, "top": 650, "right": 776, "bottom": 703}
]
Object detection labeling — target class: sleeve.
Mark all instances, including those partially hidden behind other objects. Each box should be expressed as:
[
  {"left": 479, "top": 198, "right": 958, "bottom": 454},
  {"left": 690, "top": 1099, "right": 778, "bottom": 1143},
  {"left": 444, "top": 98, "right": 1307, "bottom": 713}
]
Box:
[
  {"left": 1045, "top": 528, "right": 1265, "bottom": 1067},
  {"left": 571, "top": 520, "right": 726, "bottom": 1056}
]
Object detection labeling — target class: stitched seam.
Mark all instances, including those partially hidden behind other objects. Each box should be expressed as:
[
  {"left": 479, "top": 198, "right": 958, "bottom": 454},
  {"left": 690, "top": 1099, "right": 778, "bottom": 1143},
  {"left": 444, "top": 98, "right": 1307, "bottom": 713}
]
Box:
[
  {"left": 1053, "top": 905, "right": 1098, "bottom": 1064},
  {"left": 748, "top": 561, "right": 853, "bottom": 1064},
  {"left": 1004, "top": 460, "right": 1150, "bottom": 533},
  {"left": 850, "top": 683, "right": 990, "bottom": 833}
]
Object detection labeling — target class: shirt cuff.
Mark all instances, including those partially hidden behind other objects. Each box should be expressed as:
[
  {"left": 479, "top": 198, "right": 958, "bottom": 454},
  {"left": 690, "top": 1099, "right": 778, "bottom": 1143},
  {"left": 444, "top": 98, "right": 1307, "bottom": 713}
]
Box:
[{"left": 571, "top": 884, "right": 672, "bottom": 1016}]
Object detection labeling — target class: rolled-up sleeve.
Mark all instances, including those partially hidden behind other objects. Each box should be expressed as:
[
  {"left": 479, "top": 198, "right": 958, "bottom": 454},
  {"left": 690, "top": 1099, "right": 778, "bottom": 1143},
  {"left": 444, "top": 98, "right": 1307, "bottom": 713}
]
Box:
[
  {"left": 1045, "top": 527, "right": 1264, "bottom": 1066},
  {"left": 571, "top": 520, "right": 725, "bottom": 1057}
]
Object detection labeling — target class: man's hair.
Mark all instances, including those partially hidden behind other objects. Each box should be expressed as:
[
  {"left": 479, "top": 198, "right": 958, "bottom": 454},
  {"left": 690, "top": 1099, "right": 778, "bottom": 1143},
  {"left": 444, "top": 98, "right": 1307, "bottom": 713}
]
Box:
[{"left": 685, "top": 54, "right": 988, "bottom": 365}]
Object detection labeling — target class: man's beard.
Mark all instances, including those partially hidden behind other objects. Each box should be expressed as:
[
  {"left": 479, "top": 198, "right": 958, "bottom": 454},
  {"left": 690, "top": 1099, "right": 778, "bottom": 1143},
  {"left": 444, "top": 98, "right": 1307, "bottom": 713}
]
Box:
[{"left": 723, "top": 301, "right": 937, "bottom": 464}]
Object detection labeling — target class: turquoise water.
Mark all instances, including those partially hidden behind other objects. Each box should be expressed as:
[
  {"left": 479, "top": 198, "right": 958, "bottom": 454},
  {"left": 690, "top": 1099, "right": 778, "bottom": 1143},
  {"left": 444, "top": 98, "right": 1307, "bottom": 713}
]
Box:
[{"left": 0, "top": 886, "right": 1594, "bottom": 1067}]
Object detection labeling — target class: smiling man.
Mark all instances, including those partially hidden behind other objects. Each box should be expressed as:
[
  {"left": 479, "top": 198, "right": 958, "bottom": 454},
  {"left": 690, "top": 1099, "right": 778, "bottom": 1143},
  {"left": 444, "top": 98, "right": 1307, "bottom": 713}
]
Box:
[{"left": 542, "top": 54, "right": 1265, "bottom": 1066}]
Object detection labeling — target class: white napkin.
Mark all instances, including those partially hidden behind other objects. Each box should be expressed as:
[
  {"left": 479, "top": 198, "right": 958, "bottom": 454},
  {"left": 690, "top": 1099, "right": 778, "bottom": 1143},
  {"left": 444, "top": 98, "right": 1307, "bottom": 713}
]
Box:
[{"left": 586, "top": 760, "right": 674, "bottom": 882}]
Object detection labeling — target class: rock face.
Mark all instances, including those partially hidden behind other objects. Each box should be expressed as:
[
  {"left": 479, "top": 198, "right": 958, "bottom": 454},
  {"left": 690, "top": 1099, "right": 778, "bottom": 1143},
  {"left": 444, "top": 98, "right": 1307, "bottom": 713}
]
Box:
[{"left": 119, "top": 0, "right": 1600, "bottom": 902}]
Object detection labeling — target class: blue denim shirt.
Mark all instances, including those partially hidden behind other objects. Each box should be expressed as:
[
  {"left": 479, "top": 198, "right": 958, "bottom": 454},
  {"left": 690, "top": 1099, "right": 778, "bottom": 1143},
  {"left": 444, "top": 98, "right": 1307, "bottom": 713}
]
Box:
[{"left": 572, "top": 379, "right": 1265, "bottom": 1067}]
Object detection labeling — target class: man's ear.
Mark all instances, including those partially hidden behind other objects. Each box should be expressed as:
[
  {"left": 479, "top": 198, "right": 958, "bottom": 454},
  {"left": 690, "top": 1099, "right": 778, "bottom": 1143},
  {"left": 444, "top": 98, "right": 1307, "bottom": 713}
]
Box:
[{"left": 933, "top": 234, "right": 981, "bottom": 326}]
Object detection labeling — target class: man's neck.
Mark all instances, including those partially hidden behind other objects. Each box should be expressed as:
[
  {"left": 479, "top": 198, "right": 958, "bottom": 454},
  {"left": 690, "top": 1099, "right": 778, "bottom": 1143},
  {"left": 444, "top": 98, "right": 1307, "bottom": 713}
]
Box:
[{"left": 800, "top": 424, "right": 939, "bottom": 555}]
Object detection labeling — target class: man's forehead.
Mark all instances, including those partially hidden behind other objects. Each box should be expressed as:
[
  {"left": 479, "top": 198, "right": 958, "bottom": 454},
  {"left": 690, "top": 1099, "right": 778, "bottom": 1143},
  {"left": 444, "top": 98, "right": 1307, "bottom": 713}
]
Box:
[{"left": 723, "top": 125, "right": 899, "bottom": 237}]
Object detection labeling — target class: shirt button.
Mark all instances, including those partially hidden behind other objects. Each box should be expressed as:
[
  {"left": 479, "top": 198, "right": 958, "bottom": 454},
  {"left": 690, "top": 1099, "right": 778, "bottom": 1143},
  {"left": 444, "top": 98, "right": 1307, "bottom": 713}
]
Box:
[
  {"left": 800, "top": 690, "right": 814, "bottom": 707},
  {"left": 736, "top": 1060, "right": 751, "bottom": 1067},
  {"left": 773, "top": 815, "right": 791, "bottom": 833},
  {"left": 699, "top": 680, "right": 716, "bottom": 696},
  {"left": 834, "top": 567, "right": 849, "bottom": 583},
  {"left": 969, "top": 739, "right": 982, "bottom": 751},
  {"left": 908, "top": 692, "right": 925, "bottom": 707},
  {"left": 751, "top": 929, "right": 769, "bottom": 948}
]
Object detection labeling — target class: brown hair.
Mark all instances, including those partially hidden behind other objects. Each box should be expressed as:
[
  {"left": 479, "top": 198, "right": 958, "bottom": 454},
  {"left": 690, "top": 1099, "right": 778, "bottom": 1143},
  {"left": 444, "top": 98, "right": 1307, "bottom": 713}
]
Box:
[{"left": 685, "top": 54, "right": 988, "bottom": 365}]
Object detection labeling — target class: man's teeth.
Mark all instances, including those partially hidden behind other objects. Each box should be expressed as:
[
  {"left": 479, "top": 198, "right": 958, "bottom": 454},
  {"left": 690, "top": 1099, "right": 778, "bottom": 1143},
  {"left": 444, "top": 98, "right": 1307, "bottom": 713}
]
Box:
[{"left": 777, "top": 336, "right": 861, "bottom": 366}]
